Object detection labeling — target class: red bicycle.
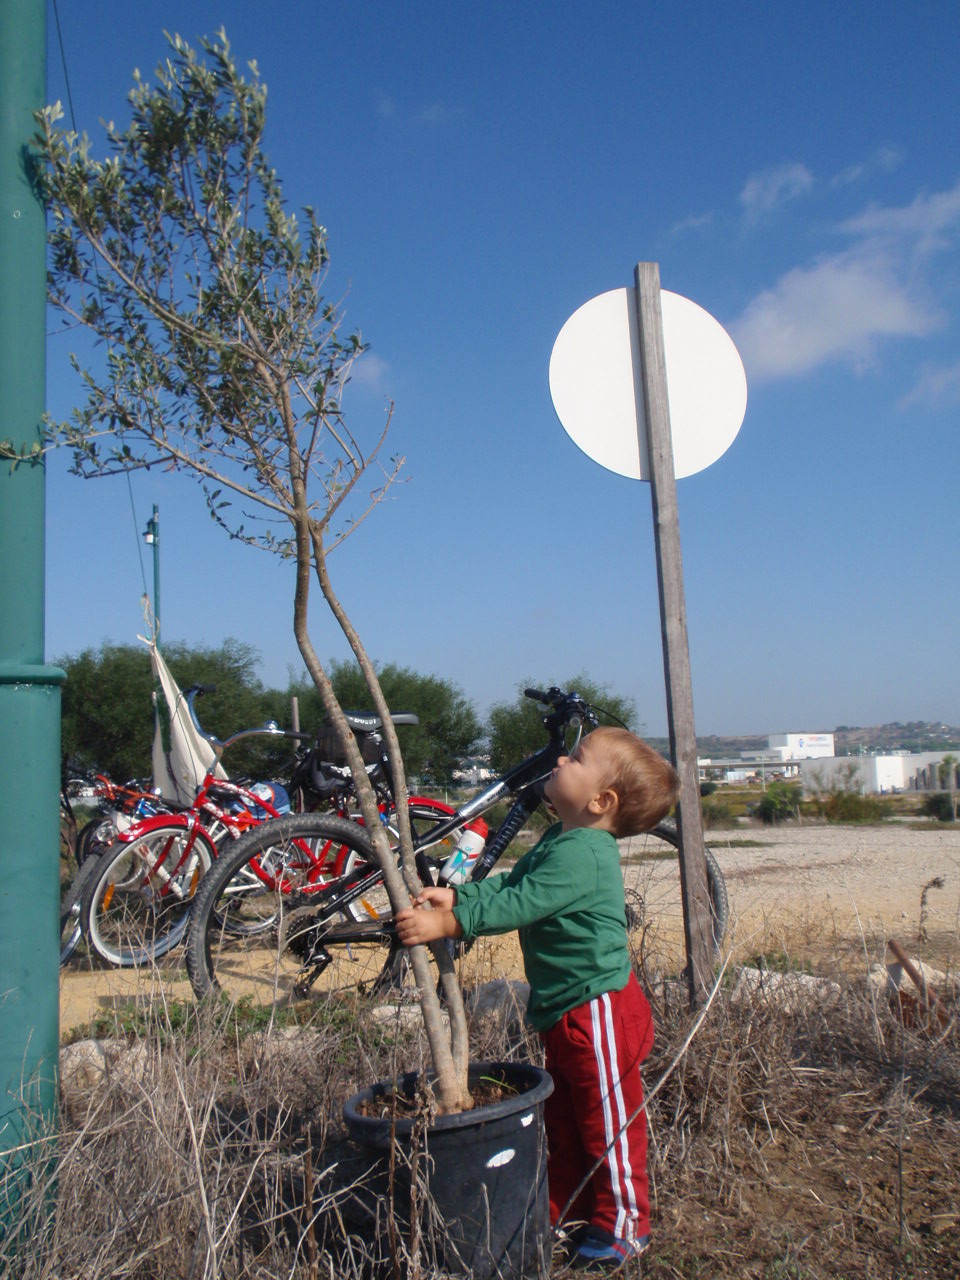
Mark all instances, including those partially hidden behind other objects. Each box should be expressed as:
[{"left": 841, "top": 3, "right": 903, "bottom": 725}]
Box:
[
  {"left": 59, "top": 770, "right": 174, "bottom": 966},
  {"left": 76, "top": 687, "right": 463, "bottom": 969},
  {"left": 77, "top": 688, "right": 318, "bottom": 967}
]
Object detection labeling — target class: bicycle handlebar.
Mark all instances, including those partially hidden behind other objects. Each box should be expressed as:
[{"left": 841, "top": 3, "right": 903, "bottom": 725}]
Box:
[
  {"left": 524, "top": 687, "right": 552, "bottom": 703},
  {"left": 524, "top": 686, "right": 598, "bottom": 733},
  {"left": 181, "top": 685, "right": 310, "bottom": 753}
]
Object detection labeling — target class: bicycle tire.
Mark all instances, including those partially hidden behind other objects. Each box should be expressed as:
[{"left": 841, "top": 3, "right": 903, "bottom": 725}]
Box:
[
  {"left": 81, "top": 822, "right": 216, "bottom": 968},
  {"left": 60, "top": 856, "right": 99, "bottom": 966},
  {"left": 185, "top": 812, "right": 383, "bottom": 1009},
  {"left": 621, "top": 820, "right": 728, "bottom": 982}
]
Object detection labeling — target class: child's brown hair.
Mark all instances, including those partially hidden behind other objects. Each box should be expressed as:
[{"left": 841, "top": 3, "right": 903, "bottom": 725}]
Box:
[{"left": 589, "top": 726, "right": 680, "bottom": 837}]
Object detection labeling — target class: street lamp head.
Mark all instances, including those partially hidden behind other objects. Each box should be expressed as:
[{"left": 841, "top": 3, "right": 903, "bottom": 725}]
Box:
[{"left": 143, "top": 509, "right": 159, "bottom": 545}]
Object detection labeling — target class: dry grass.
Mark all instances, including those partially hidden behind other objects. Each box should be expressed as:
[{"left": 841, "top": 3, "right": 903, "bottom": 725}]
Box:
[
  {"left": 4, "top": 990, "right": 436, "bottom": 1279},
  {"left": 6, "top": 939, "right": 959, "bottom": 1278},
  {"left": 635, "top": 977, "right": 960, "bottom": 1279}
]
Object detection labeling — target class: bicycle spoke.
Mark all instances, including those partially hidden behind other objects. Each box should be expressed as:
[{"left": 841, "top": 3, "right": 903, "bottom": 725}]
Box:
[
  {"left": 620, "top": 824, "right": 726, "bottom": 985},
  {"left": 186, "top": 813, "right": 399, "bottom": 1017},
  {"left": 83, "top": 825, "right": 213, "bottom": 967}
]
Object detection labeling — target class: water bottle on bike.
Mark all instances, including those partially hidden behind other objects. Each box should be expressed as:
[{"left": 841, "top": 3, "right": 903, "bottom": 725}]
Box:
[{"left": 438, "top": 818, "right": 489, "bottom": 886}]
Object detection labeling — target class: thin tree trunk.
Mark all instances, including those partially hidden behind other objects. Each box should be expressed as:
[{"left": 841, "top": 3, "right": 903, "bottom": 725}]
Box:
[{"left": 309, "top": 526, "right": 471, "bottom": 1108}]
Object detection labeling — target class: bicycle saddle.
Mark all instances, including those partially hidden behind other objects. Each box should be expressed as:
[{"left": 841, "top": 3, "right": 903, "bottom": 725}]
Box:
[{"left": 341, "top": 711, "right": 420, "bottom": 731}]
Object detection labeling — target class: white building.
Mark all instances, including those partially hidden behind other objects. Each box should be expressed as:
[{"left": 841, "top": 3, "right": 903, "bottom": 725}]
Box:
[
  {"left": 766, "top": 732, "right": 835, "bottom": 760},
  {"left": 798, "top": 751, "right": 958, "bottom": 795},
  {"left": 700, "top": 734, "right": 958, "bottom": 795}
]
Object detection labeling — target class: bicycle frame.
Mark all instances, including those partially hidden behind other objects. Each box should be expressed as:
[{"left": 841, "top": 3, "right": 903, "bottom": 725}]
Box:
[
  {"left": 107, "top": 688, "right": 319, "bottom": 900},
  {"left": 294, "top": 689, "right": 592, "bottom": 925}
]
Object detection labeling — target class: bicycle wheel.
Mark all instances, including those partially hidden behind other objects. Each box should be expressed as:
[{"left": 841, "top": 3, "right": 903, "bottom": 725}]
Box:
[
  {"left": 81, "top": 822, "right": 216, "bottom": 968},
  {"left": 186, "top": 813, "right": 392, "bottom": 1012},
  {"left": 620, "top": 821, "right": 728, "bottom": 983},
  {"left": 60, "top": 856, "right": 99, "bottom": 966}
]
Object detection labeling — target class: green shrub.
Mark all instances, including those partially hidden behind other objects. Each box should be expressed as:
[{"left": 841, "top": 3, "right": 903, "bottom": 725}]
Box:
[
  {"left": 754, "top": 782, "right": 802, "bottom": 824},
  {"left": 923, "top": 791, "right": 956, "bottom": 822},
  {"left": 701, "top": 794, "right": 736, "bottom": 827},
  {"left": 817, "top": 789, "right": 885, "bottom": 823}
]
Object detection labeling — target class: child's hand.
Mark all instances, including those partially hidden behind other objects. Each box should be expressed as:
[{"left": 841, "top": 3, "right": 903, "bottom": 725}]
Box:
[
  {"left": 412, "top": 886, "right": 456, "bottom": 911},
  {"left": 395, "top": 887, "right": 462, "bottom": 947}
]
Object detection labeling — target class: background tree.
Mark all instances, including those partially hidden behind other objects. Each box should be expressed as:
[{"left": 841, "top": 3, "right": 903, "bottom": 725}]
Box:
[
  {"left": 938, "top": 753, "right": 958, "bottom": 821},
  {"left": 60, "top": 642, "right": 155, "bottom": 779},
  {"left": 487, "top": 674, "right": 638, "bottom": 775},
  {"left": 29, "top": 32, "right": 469, "bottom": 1109},
  {"left": 59, "top": 638, "right": 290, "bottom": 780},
  {"left": 288, "top": 659, "right": 482, "bottom": 784}
]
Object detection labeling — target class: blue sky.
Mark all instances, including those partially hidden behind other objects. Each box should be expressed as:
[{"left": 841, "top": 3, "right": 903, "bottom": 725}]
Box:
[{"left": 41, "top": 1, "right": 960, "bottom": 736}]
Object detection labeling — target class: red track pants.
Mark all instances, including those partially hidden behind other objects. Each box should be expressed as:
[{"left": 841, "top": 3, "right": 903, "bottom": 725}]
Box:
[{"left": 540, "top": 972, "right": 654, "bottom": 1241}]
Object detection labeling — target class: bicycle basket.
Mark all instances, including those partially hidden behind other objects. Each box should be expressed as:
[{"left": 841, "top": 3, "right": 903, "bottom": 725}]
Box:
[{"left": 313, "top": 725, "right": 382, "bottom": 767}]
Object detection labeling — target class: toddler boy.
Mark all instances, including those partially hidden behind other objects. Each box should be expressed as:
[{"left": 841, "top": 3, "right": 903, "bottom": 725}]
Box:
[{"left": 395, "top": 726, "right": 680, "bottom": 1270}]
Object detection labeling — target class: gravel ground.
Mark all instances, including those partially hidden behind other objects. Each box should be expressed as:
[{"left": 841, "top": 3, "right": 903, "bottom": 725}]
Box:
[
  {"left": 705, "top": 819, "right": 960, "bottom": 971},
  {"left": 60, "top": 820, "right": 960, "bottom": 1036}
]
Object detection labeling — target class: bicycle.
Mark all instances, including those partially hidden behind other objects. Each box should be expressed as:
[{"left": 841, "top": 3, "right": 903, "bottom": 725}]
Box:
[
  {"left": 185, "top": 688, "right": 728, "bottom": 1011},
  {"left": 59, "top": 770, "right": 173, "bottom": 965},
  {"left": 75, "top": 687, "right": 454, "bottom": 969},
  {"left": 75, "top": 687, "right": 318, "bottom": 968}
]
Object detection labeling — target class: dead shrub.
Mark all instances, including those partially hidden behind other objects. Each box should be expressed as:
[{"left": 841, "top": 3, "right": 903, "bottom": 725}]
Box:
[
  {"left": 640, "top": 972, "right": 960, "bottom": 1278},
  {"left": 5, "top": 962, "right": 958, "bottom": 1278}
]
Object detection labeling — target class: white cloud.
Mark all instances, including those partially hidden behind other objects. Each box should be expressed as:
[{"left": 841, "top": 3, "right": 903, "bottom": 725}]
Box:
[
  {"left": 731, "top": 251, "right": 940, "bottom": 380},
  {"left": 898, "top": 359, "right": 960, "bottom": 409},
  {"left": 838, "top": 179, "right": 960, "bottom": 253},
  {"left": 349, "top": 350, "right": 390, "bottom": 389},
  {"left": 413, "top": 101, "right": 461, "bottom": 126},
  {"left": 731, "top": 179, "right": 960, "bottom": 381},
  {"left": 668, "top": 210, "right": 716, "bottom": 238},
  {"left": 739, "top": 163, "right": 814, "bottom": 223},
  {"left": 831, "top": 145, "right": 903, "bottom": 188},
  {"left": 376, "top": 93, "right": 460, "bottom": 127}
]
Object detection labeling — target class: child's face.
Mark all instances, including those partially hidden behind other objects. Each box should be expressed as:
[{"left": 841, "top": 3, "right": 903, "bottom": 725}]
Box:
[{"left": 544, "top": 735, "right": 614, "bottom": 830}]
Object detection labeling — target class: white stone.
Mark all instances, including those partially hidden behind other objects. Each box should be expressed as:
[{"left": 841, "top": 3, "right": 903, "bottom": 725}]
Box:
[{"left": 729, "top": 967, "right": 842, "bottom": 1012}]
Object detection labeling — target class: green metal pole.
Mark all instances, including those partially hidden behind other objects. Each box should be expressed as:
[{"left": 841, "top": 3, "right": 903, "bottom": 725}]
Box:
[{"left": 0, "top": 0, "right": 63, "bottom": 1235}]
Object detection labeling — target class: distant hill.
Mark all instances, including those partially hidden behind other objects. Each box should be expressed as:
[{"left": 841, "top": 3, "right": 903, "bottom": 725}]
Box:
[
  {"left": 646, "top": 722, "right": 960, "bottom": 758},
  {"left": 832, "top": 722, "right": 960, "bottom": 754}
]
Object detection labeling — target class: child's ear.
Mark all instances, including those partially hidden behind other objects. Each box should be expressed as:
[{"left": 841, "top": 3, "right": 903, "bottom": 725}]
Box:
[{"left": 589, "top": 788, "right": 619, "bottom": 818}]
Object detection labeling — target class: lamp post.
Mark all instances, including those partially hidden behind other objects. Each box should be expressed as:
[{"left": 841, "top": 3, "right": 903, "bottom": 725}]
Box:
[{"left": 143, "top": 504, "right": 160, "bottom": 646}]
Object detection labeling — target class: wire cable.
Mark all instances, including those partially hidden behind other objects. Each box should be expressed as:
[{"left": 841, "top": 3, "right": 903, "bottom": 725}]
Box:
[
  {"left": 50, "top": 0, "right": 79, "bottom": 130},
  {"left": 52, "top": 1, "right": 152, "bottom": 610}
]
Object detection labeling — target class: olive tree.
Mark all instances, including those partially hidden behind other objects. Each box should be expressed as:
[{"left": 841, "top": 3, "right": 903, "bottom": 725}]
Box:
[{"left": 30, "top": 32, "right": 470, "bottom": 1110}]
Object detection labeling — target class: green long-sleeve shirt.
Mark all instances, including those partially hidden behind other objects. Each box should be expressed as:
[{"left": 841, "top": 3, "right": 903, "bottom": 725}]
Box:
[{"left": 452, "top": 823, "right": 631, "bottom": 1030}]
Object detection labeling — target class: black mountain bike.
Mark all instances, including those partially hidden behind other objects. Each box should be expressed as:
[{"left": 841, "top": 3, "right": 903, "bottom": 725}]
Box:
[{"left": 185, "top": 688, "right": 728, "bottom": 1010}]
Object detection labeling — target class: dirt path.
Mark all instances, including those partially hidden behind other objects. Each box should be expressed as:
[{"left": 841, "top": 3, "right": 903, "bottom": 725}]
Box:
[
  {"left": 706, "top": 820, "right": 960, "bottom": 969},
  {"left": 60, "top": 821, "right": 960, "bottom": 1037}
]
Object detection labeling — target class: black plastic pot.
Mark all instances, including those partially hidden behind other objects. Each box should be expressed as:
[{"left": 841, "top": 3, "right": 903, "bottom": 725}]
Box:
[{"left": 342, "top": 1060, "right": 553, "bottom": 1279}]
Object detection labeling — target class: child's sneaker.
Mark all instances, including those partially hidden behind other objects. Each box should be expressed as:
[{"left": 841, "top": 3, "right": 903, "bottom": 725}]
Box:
[{"left": 571, "top": 1225, "right": 650, "bottom": 1271}]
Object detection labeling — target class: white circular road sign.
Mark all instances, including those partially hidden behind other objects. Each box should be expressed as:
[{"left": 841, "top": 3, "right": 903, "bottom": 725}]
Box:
[{"left": 549, "top": 287, "right": 747, "bottom": 480}]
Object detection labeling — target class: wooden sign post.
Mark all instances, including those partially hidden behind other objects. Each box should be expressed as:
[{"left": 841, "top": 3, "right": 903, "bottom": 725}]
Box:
[
  {"left": 633, "top": 262, "right": 714, "bottom": 1002},
  {"left": 548, "top": 263, "right": 747, "bottom": 1006}
]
